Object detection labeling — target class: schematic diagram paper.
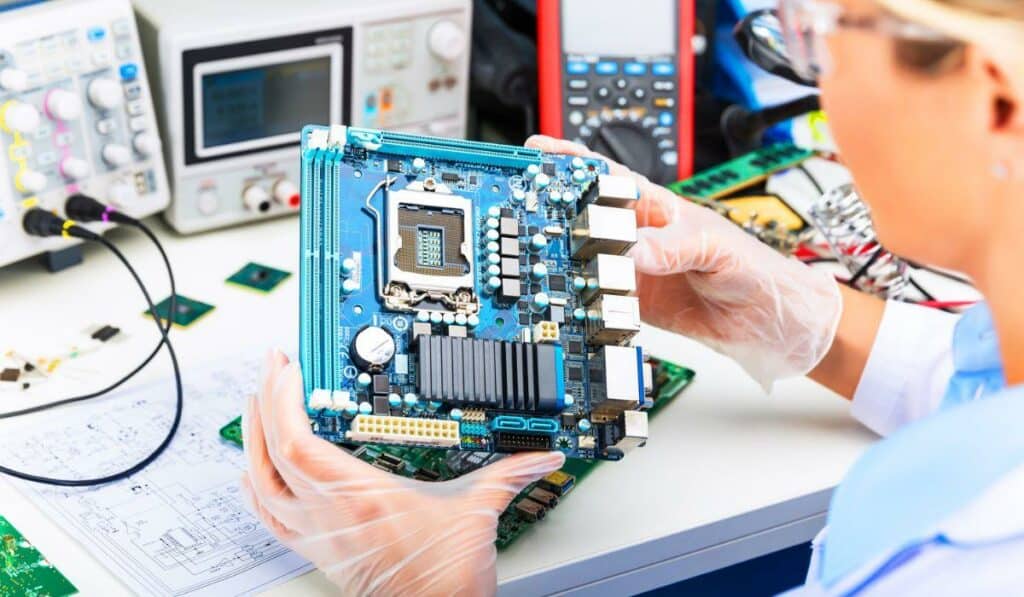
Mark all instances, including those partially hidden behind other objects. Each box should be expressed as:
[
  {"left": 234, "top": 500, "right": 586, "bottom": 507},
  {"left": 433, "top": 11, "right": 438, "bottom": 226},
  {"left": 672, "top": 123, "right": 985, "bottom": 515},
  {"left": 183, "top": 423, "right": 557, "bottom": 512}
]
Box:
[{"left": 0, "top": 355, "right": 313, "bottom": 596}]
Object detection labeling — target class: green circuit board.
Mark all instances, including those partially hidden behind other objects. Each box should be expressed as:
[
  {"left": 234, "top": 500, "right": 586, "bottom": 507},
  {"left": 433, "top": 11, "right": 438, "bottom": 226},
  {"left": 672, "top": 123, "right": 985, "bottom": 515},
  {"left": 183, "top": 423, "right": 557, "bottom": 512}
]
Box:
[
  {"left": 221, "top": 357, "right": 695, "bottom": 549},
  {"left": 1, "top": 516, "right": 77, "bottom": 597}
]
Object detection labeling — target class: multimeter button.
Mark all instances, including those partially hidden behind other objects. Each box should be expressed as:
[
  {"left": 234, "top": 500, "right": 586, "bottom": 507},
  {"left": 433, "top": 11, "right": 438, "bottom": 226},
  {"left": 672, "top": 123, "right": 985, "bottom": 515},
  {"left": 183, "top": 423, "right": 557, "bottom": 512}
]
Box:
[
  {"left": 568, "top": 110, "right": 584, "bottom": 126},
  {"left": 197, "top": 189, "right": 220, "bottom": 215},
  {"left": 567, "top": 79, "right": 588, "bottom": 90},
  {"left": 624, "top": 62, "right": 647, "bottom": 76},
  {"left": 566, "top": 61, "right": 589, "bottom": 74},
  {"left": 594, "top": 86, "right": 610, "bottom": 100},
  {"left": 661, "top": 151, "right": 678, "bottom": 166},
  {"left": 652, "top": 80, "right": 675, "bottom": 92},
  {"left": 567, "top": 96, "right": 589, "bottom": 107},
  {"left": 632, "top": 88, "right": 647, "bottom": 101},
  {"left": 595, "top": 61, "right": 618, "bottom": 75},
  {"left": 614, "top": 96, "right": 628, "bottom": 108},
  {"left": 652, "top": 62, "right": 675, "bottom": 76},
  {"left": 654, "top": 97, "right": 676, "bottom": 108},
  {"left": 658, "top": 112, "right": 674, "bottom": 126},
  {"left": 119, "top": 63, "right": 138, "bottom": 81},
  {"left": 614, "top": 78, "right": 628, "bottom": 90}
]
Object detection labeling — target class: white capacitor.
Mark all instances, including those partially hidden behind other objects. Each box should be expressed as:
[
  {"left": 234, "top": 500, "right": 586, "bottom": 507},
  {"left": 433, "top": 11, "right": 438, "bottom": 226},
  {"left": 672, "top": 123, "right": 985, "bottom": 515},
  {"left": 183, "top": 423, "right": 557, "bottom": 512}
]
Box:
[{"left": 351, "top": 326, "right": 396, "bottom": 371}]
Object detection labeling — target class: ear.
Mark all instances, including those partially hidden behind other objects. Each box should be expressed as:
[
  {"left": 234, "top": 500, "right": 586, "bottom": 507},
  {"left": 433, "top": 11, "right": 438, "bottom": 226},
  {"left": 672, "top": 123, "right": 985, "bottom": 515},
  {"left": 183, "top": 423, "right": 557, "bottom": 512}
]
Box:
[{"left": 978, "top": 53, "right": 1024, "bottom": 133}]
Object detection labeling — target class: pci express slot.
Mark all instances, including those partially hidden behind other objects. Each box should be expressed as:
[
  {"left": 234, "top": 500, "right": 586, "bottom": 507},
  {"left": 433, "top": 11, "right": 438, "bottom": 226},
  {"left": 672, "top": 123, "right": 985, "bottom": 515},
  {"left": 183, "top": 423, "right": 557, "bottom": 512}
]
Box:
[
  {"left": 417, "top": 336, "right": 565, "bottom": 412},
  {"left": 346, "top": 126, "right": 543, "bottom": 169}
]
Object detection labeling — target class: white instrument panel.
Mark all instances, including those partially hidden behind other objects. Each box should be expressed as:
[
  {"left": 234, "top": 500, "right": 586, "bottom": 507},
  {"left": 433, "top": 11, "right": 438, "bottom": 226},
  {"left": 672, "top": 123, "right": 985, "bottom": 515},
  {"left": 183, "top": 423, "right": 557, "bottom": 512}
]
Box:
[{"left": 0, "top": 0, "right": 169, "bottom": 268}]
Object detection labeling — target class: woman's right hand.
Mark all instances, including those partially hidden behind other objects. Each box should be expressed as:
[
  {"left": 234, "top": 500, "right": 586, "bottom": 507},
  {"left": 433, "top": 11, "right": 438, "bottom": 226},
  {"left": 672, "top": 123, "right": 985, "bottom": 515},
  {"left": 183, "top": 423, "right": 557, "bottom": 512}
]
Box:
[{"left": 526, "top": 135, "right": 843, "bottom": 390}]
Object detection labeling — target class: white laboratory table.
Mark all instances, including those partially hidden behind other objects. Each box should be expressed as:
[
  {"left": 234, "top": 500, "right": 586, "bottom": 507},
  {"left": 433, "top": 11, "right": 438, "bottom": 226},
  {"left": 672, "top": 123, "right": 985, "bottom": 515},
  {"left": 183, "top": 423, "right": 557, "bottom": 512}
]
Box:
[{"left": 0, "top": 216, "right": 881, "bottom": 596}]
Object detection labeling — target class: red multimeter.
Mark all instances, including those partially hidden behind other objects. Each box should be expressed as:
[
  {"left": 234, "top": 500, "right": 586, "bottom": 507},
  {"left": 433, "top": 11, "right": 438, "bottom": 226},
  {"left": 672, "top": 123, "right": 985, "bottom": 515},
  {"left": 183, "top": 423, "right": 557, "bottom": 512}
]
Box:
[{"left": 538, "top": 0, "right": 695, "bottom": 184}]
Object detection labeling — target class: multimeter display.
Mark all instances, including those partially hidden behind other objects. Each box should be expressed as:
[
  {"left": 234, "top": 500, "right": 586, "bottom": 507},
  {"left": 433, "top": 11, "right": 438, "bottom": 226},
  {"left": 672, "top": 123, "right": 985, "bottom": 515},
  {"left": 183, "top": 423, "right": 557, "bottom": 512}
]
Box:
[{"left": 562, "top": 0, "right": 675, "bottom": 56}]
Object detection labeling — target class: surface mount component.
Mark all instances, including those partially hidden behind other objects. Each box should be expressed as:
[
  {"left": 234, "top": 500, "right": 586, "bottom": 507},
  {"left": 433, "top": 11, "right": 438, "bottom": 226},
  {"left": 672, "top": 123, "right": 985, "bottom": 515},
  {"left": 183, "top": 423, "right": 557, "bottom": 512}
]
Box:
[{"left": 300, "top": 125, "right": 648, "bottom": 459}]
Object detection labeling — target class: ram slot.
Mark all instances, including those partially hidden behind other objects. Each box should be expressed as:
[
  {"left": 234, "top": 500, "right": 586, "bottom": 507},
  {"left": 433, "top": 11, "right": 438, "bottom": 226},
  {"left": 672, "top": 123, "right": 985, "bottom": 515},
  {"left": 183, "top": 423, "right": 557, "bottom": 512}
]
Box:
[
  {"left": 299, "top": 147, "right": 317, "bottom": 396},
  {"left": 310, "top": 150, "right": 325, "bottom": 391},
  {"left": 346, "top": 126, "right": 544, "bottom": 169}
]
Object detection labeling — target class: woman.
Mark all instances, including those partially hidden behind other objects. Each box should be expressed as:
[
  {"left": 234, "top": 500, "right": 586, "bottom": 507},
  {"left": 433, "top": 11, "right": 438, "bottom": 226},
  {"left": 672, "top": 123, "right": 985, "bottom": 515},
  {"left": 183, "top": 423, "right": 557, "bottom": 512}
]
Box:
[{"left": 243, "top": 0, "right": 1024, "bottom": 593}]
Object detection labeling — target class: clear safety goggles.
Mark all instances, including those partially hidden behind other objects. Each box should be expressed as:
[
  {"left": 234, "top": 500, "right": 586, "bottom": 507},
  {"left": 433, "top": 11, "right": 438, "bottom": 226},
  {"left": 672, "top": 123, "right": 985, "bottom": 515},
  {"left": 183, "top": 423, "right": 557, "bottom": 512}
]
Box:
[{"left": 777, "top": 0, "right": 955, "bottom": 82}]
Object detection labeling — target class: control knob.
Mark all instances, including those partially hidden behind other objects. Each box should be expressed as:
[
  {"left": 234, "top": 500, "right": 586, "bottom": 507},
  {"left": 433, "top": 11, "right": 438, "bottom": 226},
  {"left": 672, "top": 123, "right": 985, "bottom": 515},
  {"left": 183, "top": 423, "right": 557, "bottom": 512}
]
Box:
[
  {"left": 15, "top": 169, "right": 47, "bottom": 194},
  {"left": 0, "top": 68, "right": 28, "bottom": 93},
  {"left": 102, "top": 143, "right": 132, "bottom": 167},
  {"left": 587, "top": 121, "right": 671, "bottom": 184},
  {"left": 59, "top": 156, "right": 90, "bottom": 180},
  {"left": 1, "top": 101, "right": 40, "bottom": 134},
  {"left": 88, "top": 77, "right": 123, "bottom": 110},
  {"left": 133, "top": 132, "right": 159, "bottom": 157},
  {"left": 428, "top": 20, "right": 467, "bottom": 62},
  {"left": 45, "top": 89, "right": 82, "bottom": 121}
]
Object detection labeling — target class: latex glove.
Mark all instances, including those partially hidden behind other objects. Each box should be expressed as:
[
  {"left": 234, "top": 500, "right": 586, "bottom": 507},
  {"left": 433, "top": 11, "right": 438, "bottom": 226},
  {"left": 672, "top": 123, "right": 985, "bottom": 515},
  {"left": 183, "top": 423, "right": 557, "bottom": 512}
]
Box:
[
  {"left": 526, "top": 135, "right": 842, "bottom": 389},
  {"left": 242, "top": 350, "right": 565, "bottom": 596}
]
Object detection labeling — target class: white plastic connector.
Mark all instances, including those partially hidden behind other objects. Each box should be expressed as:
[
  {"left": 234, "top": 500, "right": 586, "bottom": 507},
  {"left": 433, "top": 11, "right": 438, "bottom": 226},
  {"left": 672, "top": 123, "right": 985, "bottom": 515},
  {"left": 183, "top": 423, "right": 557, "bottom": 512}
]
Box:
[
  {"left": 308, "top": 389, "right": 332, "bottom": 410},
  {"left": 331, "top": 390, "right": 352, "bottom": 410},
  {"left": 346, "top": 415, "right": 460, "bottom": 447},
  {"left": 533, "top": 321, "right": 560, "bottom": 343}
]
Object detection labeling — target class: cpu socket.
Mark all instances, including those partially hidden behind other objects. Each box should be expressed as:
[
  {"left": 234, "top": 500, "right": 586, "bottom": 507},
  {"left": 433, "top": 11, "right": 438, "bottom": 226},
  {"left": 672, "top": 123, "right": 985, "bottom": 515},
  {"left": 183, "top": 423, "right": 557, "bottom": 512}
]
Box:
[{"left": 384, "top": 186, "right": 477, "bottom": 313}]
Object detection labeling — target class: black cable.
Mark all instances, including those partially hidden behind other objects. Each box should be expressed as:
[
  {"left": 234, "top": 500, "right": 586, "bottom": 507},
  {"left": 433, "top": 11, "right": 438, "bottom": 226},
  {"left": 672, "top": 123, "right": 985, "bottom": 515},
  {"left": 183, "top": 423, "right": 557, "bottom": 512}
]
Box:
[
  {"left": 0, "top": 223, "right": 174, "bottom": 420},
  {"left": 848, "top": 248, "right": 883, "bottom": 287},
  {"left": 797, "top": 163, "right": 825, "bottom": 195},
  {"left": 0, "top": 229, "right": 182, "bottom": 485}
]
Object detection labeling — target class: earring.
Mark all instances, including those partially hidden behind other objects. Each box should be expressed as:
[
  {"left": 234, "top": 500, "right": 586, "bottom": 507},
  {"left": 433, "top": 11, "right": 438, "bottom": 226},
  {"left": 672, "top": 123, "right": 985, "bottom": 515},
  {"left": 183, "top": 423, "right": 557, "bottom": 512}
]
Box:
[{"left": 993, "top": 161, "right": 1011, "bottom": 180}]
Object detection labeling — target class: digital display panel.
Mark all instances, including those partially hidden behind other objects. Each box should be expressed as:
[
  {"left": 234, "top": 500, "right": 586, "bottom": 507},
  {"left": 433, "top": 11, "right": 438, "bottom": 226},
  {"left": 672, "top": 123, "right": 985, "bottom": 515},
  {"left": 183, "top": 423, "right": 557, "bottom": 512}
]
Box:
[
  {"left": 201, "top": 56, "right": 331, "bottom": 149},
  {"left": 562, "top": 0, "right": 675, "bottom": 56}
]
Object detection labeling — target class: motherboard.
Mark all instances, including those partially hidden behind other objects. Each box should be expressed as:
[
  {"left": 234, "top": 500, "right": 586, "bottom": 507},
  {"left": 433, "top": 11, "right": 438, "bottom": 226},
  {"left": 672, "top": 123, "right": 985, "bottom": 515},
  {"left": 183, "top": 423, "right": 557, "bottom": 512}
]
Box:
[{"left": 300, "top": 125, "right": 649, "bottom": 460}]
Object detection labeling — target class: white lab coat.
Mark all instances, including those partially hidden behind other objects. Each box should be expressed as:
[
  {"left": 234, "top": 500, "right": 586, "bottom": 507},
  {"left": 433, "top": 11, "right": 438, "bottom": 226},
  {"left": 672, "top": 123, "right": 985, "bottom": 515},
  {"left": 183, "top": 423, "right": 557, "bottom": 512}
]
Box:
[{"left": 788, "top": 301, "right": 1024, "bottom": 596}]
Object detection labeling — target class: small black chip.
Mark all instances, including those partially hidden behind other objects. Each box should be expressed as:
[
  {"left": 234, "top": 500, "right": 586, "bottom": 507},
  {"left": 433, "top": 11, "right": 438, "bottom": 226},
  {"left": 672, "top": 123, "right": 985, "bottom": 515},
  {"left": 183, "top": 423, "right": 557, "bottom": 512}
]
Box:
[
  {"left": 518, "top": 313, "right": 531, "bottom": 325},
  {"left": 542, "top": 162, "right": 556, "bottom": 176},
  {"left": 561, "top": 412, "right": 577, "bottom": 427},
  {"left": 568, "top": 339, "right": 584, "bottom": 354},
  {"left": 530, "top": 283, "right": 541, "bottom": 294},
  {"left": 441, "top": 172, "right": 460, "bottom": 183},
  {"left": 387, "top": 159, "right": 403, "bottom": 172},
  {"left": 373, "top": 395, "right": 390, "bottom": 415},
  {"left": 549, "top": 275, "right": 566, "bottom": 292},
  {"left": 567, "top": 364, "right": 583, "bottom": 382},
  {"left": 372, "top": 374, "right": 390, "bottom": 395},
  {"left": 527, "top": 225, "right": 540, "bottom": 235},
  {"left": 468, "top": 175, "right": 478, "bottom": 185},
  {"left": 91, "top": 325, "right": 120, "bottom": 342},
  {"left": 500, "top": 208, "right": 514, "bottom": 218},
  {"left": 519, "top": 254, "right": 528, "bottom": 265},
  {"left": 529, "top": 255, "right": 540, "bottom": 265}
]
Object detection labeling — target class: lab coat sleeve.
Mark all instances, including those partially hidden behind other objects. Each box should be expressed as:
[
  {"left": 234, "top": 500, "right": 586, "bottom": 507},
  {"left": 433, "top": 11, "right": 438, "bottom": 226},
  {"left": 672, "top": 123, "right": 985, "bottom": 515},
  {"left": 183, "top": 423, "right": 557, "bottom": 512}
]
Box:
[{"left": 849, "top": 301, "right": 958, "bottom": 436}]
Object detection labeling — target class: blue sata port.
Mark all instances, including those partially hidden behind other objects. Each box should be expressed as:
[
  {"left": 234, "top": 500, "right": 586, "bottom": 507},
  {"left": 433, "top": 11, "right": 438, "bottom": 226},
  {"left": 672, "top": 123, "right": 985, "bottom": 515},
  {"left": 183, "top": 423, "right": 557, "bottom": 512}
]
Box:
[{"left": 491, "top": 416, "right": 560, "bottom": 434}]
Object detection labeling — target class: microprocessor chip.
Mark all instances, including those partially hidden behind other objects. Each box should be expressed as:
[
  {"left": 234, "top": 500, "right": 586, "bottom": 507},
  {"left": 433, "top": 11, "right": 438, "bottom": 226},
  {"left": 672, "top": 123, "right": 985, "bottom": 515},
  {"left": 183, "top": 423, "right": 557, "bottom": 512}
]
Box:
[
  {"left": 568, "top": 339, "right": 584, "bottom": 355},
  {"left": 567, "top": 364, "right": 583, "bottom": 382},
  {"left": 549, "top": 275, "right": 567, "bottom": 292},
  {"left": 226, "top": 262, "right": 292, "bottom": 293},
  {"left": 387, "top": 159, "right": 403, "bottom": 172},
  {"left": 146, "top": 294, "right": 215, "bottom": 328}
]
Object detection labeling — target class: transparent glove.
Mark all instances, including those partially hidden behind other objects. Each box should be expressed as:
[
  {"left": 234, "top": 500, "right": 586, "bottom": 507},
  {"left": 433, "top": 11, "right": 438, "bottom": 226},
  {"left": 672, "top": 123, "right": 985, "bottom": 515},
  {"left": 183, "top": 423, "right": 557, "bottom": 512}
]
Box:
[
  {"left": 526, "top": 135, "right": 842, "bottom": 389},
  {"left": 242, "top": 350, "right": 565, "bottom": 596}
]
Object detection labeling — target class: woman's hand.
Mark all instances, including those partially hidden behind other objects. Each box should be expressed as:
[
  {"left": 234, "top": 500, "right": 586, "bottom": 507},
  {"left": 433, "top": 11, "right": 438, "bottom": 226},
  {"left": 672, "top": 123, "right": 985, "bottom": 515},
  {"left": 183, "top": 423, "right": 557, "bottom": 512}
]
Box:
[
  {"left": 526, "top": 135, "right": 843, "bottom": 389},
  {"left": 243, "top": 350, "right": 565, "bottom": 596}
]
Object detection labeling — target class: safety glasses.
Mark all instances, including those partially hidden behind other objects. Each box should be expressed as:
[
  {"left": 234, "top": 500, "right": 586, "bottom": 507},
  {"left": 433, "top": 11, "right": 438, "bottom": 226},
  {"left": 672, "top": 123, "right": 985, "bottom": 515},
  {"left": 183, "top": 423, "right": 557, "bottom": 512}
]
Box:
[{"left": 735, "top": 0, "right": 955, "bottom": 86}]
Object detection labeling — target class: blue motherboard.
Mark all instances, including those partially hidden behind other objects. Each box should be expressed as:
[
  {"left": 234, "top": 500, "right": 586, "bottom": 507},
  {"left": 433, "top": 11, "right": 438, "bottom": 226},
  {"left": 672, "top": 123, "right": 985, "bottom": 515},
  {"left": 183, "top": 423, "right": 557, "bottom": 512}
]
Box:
[{"left": 299, "top": 125, "right": 651, "bottom": 460}]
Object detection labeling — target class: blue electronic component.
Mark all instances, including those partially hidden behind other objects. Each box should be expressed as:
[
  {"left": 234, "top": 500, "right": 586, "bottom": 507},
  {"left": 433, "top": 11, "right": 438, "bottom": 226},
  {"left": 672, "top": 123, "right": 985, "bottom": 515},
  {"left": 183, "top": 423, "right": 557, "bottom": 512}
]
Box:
[{"left": 299, "top": 125, "right": 648, "bottom": 460}]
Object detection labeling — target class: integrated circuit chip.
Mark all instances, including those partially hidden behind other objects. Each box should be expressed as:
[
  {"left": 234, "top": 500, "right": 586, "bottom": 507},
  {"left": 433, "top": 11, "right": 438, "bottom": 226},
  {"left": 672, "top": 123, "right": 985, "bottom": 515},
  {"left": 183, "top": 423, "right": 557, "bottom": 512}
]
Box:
[
  {"left": 226, "top": 262, "right": 291, "bottom": 293},
  {"left": 146, "top": 294, "right": 215, "bottom": 328}
]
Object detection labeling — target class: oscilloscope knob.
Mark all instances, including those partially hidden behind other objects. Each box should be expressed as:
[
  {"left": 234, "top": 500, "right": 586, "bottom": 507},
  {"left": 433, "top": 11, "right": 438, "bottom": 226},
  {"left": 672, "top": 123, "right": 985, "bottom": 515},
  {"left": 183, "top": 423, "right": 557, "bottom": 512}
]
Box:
[
  {"left": 88, "top": 77, "right": 123, "bottom": 110},
  {"left": 45, "top": 89, "right": 82, "bottom": 121},
  {"left": 102, "top": 143, "right": 132, "bottom": 167},
  {"left": 133, "top": 132, "right": 160, "bottom": 157},
  {"left": 15, "top": 169, "right": 47, "bottom": 194},
  {"left": 428, "top": 20, "right": 467, "bottom": 62},
  {"left": 1, "top": 101, "right": 40, "bottom": 134},
  {"left": 59, "top": 156, "right": 90, "bottom": 180},
  {"left": 0, "top": 68, "right": 28, "bottom": 93}
]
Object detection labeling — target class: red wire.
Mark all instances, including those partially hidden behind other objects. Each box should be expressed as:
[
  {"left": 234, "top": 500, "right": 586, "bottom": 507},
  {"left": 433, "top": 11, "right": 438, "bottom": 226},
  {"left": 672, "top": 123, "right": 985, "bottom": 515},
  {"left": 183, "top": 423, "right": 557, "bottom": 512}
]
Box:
[{"left": 917, "top": 300, "right": 977, "bottom": 310}]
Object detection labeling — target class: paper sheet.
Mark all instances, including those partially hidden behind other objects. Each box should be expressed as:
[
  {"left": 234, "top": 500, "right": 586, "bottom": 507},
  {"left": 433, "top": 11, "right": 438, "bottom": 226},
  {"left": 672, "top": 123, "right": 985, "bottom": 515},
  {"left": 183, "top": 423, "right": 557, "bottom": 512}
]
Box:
[{"left": 0, "top": 355, "right": 313, "bottom": 596}]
